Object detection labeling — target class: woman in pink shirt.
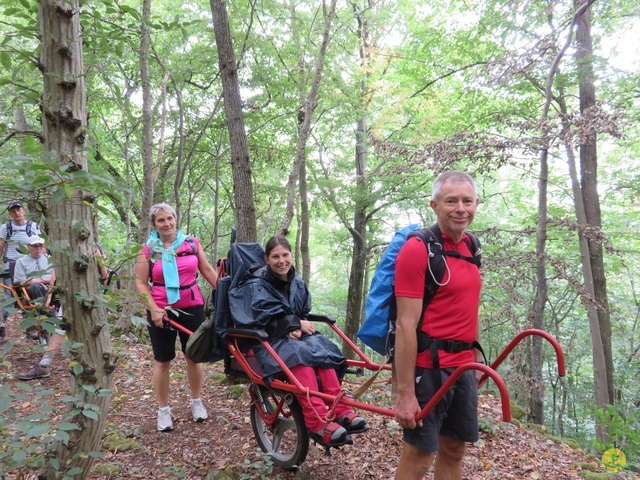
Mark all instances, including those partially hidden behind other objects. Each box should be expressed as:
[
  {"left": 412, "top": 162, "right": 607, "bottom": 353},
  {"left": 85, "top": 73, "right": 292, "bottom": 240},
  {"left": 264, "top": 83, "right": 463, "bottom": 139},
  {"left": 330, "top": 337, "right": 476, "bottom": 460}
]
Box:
[{"left": 135, "top": 203, "right": 218, "bottom": 432}]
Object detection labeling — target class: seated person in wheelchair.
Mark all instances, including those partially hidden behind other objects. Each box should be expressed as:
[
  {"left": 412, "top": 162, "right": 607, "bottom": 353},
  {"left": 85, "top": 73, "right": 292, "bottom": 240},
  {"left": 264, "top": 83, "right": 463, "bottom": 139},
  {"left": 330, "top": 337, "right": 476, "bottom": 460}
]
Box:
[
  {"left": 13, "top": 236, "right": 56, "bottom": 312},
  {"left": 229, "top": 235, "right": 367, "bottom": 447},
  {"left": 14, "top": 236, "right": 64, "bottom": 381}
]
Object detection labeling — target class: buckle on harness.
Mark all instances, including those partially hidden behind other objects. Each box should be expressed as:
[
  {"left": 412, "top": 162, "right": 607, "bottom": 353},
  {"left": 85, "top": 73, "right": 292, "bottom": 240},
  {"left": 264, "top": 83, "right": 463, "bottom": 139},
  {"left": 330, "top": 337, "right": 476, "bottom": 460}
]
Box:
[{"left": 443, "top": 340, "right": 463, "bottom": 353}]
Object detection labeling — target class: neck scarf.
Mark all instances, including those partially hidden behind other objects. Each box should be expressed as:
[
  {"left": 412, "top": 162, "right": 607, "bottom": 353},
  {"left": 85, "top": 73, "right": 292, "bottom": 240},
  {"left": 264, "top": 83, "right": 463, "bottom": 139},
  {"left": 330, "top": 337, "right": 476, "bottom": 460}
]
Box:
[{"left": 146, "top": 230, "right": 188, "bottom": 305}]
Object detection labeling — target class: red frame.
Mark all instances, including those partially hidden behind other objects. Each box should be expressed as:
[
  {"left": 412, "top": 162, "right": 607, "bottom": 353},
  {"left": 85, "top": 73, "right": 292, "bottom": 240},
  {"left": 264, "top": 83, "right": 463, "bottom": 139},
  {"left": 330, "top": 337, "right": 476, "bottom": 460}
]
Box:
[{"left": 169, "top": 316, "right": 567, "bottom": 424}]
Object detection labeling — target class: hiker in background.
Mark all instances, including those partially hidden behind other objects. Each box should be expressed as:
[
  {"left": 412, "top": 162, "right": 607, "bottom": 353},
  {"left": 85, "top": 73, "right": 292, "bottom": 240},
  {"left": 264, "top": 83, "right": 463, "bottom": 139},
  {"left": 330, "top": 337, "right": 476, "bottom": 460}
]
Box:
[
  {"left": 134, "top": 203, "right": 218, "bottom": 432},
  {"left": 0, "top": 201, "right": 41, "bottom": 340},
  {"left": 393, "top": 171, "right": 484, "bottom": 480},
  {"left": 15, "top": 236, "right": 64, "bottom": 380},
  {"left": 95, "top": 244, "right": 120, "bottom": 289},
  {"left": 229, "top": 235, "right": 367, "bottom": 448}
]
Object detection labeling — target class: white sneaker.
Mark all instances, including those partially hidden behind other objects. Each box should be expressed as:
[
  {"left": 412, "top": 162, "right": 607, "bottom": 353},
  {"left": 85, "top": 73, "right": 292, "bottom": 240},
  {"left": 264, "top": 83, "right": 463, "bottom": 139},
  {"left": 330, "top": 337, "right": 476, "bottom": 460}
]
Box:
[
  {"left": 190, "top": 399, "right": 208, "bottom": 422},
  {"left": 157, "top": 407, "right": 174, "bottom": 432}
]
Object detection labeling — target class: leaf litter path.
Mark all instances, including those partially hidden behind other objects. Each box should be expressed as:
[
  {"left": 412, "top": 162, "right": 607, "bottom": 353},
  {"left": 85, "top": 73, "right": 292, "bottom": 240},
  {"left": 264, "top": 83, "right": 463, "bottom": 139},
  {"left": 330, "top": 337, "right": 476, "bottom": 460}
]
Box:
[{"left": 2, "top": 323, "right": 611, "bottom": 479}]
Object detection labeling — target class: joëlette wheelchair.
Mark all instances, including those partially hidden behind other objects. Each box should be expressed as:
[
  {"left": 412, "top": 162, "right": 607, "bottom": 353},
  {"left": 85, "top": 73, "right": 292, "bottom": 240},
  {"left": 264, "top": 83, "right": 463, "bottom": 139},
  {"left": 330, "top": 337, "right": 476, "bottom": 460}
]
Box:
[
  {"left": 169, "top": 241, "right": 566, "bottom": 471},
  {"left": 0, "top": 281, "right": 60, "bottom": 344}
]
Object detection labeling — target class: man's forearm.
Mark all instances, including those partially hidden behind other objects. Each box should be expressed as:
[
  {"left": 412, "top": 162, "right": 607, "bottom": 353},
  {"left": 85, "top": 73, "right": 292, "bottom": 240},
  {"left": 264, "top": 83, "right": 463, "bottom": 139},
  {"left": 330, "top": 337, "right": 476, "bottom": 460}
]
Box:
[{"left": 394, "top": 323, "right": 418, "bottom": 395}]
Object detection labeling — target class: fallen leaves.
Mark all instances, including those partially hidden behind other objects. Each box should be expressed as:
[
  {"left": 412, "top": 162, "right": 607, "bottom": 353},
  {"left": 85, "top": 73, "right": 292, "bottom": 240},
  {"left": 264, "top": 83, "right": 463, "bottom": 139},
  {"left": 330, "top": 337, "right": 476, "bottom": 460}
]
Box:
[{"left": 2, "top": 327, "right": 612, "bottom": 480}]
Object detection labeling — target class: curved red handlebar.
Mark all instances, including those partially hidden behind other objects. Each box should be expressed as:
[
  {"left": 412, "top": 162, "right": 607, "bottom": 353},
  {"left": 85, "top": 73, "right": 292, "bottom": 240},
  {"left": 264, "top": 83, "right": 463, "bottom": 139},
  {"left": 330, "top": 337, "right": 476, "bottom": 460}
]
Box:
[
  {"left": 415, "top": 363, "right": 511, "bottom": 422},
  {"left": 478, "top": 328, "right": 566, "bottom": 388}
]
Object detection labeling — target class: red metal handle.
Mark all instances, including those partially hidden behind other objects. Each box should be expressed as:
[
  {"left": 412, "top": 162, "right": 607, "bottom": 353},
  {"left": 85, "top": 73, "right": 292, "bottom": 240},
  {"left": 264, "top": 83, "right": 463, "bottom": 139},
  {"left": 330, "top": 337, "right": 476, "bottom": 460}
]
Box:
[{"left": 165, "top": 317, "right": 193, "bottom": 335}]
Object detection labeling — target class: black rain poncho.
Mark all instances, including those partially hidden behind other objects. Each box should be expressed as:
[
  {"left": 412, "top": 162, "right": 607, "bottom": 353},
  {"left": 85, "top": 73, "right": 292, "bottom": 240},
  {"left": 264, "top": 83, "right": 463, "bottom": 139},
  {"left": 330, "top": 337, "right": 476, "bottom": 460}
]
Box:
[{"left": 228, "top": 265, "right": 345, "bottom": 382}]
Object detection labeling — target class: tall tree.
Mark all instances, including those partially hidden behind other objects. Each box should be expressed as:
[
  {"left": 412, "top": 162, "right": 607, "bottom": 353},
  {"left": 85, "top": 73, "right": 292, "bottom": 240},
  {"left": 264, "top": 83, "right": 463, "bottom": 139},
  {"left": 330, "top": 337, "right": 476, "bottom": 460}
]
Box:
[
  {"left": 279, "top": 0, "right": 338, "bottom": 234},
  {"left": 139, "top": 0, "right": 154, "bottom": 240},
  {"left": 38, "top": 0, "right": 113, "bottom": 478},
  {"left": 574, "top": 0, "right": 614, "bottom": 406},
  {"left": 210, "top": 0, "right": 257, "bottom": 243},
  {"left": 341, "top": 0, "right": 373, "bottom": 353}
]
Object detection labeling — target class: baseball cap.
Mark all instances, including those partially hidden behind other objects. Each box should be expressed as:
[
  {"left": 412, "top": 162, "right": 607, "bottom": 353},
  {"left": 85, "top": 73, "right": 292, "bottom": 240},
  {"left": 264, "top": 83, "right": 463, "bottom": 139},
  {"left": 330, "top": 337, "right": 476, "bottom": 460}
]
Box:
[
  {"left": 7, "top": 202, "right": 23, "bottom": 211},
  {"left": 28, "top": 236, "right": 45, "bottom": 246}
]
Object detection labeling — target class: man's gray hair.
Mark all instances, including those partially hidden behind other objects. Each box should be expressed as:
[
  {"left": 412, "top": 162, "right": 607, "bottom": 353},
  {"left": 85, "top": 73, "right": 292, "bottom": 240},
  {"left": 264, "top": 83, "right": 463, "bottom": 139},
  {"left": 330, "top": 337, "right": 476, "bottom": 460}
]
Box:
[
  {"left": 149, "top": 203, "right": 177, "bottom": 229},
  {"left": 431, "top": 171, "right": 477, "bottom": 200}
]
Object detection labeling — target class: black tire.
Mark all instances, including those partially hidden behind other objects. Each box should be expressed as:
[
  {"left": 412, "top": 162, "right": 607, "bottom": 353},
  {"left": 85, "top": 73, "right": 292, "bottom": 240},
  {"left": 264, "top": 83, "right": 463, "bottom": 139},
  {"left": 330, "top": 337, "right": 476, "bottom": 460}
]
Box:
[{"left": 250, "top": 385, "right": 309, "bottom": 470}]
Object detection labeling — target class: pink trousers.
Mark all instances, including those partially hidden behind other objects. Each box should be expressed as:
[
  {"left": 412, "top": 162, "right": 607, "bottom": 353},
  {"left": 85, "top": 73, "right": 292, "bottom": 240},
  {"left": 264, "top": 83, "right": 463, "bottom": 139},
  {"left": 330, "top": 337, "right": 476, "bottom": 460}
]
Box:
[{"left": 290, "top": 364, "right": 352, "bottom": 432}]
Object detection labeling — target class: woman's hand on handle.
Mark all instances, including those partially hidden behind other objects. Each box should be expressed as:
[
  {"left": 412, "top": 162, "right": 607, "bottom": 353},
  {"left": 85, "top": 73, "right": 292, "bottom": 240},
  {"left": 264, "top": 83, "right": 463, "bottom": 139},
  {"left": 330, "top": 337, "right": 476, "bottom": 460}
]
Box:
[{"left": 151, "top": 309, "right": 166, "bottom": 328}]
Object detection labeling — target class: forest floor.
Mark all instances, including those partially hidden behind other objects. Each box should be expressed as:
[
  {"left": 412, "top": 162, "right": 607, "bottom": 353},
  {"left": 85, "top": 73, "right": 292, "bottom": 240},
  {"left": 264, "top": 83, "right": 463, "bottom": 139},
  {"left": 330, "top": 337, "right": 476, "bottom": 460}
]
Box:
[{"left": 0, "top": 315, "right": 634, "bottom": 480}]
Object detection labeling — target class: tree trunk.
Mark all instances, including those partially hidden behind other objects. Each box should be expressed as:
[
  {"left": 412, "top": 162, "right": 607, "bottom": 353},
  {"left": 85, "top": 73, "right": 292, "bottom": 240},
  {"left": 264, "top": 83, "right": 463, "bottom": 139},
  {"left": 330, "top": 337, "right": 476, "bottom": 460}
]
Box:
[
  {"left": 530, "top": 141, "right": 548, "bottom": 425},
  {"left": 288, "top": 0, "right": 311, "bottom": 281},
  {"left": 279, "top": 0, "right": 338, "bottom": 233},
  {"left": 300, "top": 160, "right": 311, "bottom": 283},
  {"left": 38, "top": 1, "right": 113, "bottom": 478},
  {"left": 139, "top": 0, "right": 154, "bottom": 241},
  {"left": 210, "top": 0, "right": 256, "bottom": 243},
  {"left": 565, "top": 129, "right": 609, "bottom": 441},
  {"left": 14, "top": 106, "right": 45, "bottom": 225},
  {"left": 341, "top": 2, "right": 374, "bottom": 354},
  {"left": 342, "top": 114, "right": 369, "bottom": 356},
  {"left": 574, "top": 0, "right": 615, "bottom": 406},
  {"left": 528, "top": 0, "right": 595, "bottom": 424}
]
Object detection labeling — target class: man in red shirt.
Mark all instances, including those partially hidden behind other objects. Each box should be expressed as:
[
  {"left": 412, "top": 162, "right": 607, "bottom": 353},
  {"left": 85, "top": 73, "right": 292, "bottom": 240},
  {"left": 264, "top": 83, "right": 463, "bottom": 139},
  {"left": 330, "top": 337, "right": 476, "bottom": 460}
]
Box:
[{"left": 394, "top": 171, "right": 483, "bottom": 480}]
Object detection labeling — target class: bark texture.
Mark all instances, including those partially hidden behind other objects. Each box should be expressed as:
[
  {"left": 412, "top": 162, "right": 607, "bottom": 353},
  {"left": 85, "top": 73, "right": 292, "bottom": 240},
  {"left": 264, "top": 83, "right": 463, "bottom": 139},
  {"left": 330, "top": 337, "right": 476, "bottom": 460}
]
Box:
[
  {"left": 139, "top": 0, "right": 154, "bottom": 240},
  {"left": 38, "top": 0, "right": 113, "bottom": 477},
  {"left": 210, "top": 0, "right": 257, "bottom": 243},
  {"left": 279, "top": 0, "right": 338, "bottom": 234},
  {"left": 574, "top": 0, "right": 614, "bottom": 406}
]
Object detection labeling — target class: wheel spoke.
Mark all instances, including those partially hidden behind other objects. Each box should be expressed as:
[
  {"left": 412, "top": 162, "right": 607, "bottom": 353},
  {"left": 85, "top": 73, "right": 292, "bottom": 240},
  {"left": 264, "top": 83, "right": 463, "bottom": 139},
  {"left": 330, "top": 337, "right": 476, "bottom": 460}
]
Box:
[
  {"left": 270, "top": 417, "right": 296, "bottom": 451},
  {"left": 250, "top": 388, "right": 309, "bottom": 469}
]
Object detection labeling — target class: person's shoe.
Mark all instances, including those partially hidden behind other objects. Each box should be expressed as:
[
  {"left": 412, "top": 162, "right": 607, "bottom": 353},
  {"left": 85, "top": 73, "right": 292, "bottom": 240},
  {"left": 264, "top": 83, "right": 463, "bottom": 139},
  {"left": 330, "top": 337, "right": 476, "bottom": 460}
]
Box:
[
  {"left": 157, "top": 407, "right": 174, "bottom": 432},
  {"left": 309, "top": 421, "right": 351, "bottom": 447},
  {"left": 336, "top": 411, "right": 368, "bottom": 433},
  {"left": 17, "top": 364, "right": 51, "bottom": 381},
  {"left": 0, "top": 324, "right": 5, "bottom": 341},
  {"left": 190, "top": 399, "right": 208, "bottom": 422}
]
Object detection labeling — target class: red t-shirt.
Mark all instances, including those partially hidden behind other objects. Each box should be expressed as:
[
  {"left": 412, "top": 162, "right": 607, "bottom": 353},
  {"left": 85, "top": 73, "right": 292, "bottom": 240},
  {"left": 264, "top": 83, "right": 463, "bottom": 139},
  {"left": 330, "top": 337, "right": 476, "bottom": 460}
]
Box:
[
  {"left": 143, "top": 238, "right": 204, "bottom": 309},
  {"left": 394, "top": 232, "right": 481, "bottom": 368}
]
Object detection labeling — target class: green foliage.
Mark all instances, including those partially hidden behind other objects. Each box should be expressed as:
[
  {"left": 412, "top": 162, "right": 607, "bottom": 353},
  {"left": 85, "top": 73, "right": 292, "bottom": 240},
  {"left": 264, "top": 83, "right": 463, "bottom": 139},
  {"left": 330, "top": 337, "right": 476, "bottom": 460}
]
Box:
[
  {"left": 226, "top": 385, "right": 246, "bottom": 400},
  {"left": 1, "top": 0, "right": 639, "bottom": 466},
  {"left": 240, "top": 450, "right": 275, "bottom": 480},
  {"left": 478, "top": 417, "right": 499, "bottom": 436},
  {"left": 592, "top": 405, "right": 640, "bottom": 471},
  {"left": 0, "top": 382, "right": 80, "bottom": 474}
]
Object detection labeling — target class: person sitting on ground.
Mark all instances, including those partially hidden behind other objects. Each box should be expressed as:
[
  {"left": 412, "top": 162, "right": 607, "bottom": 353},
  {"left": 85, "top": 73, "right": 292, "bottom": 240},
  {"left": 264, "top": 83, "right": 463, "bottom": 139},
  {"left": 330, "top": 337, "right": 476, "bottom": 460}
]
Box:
[
  {"left": 228, "top": 235, "right": 367, "bottom": 447},
  {"left": 0, "top": 201, "right": 42, "bottom": 340},
  {"left": 15, "top": 236, "right": 64, "bottom": 381},
  {"left": 135, "top": 203, "right": 218, "bottom": 432}
]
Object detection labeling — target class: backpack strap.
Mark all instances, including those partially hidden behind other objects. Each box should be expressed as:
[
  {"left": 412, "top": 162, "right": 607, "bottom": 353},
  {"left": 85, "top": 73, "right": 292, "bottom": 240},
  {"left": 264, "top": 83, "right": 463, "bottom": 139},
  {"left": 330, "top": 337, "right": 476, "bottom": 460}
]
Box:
[
  {"left": 410, "top": 224, "right": 481, "bottom": 334},
  {"left": 409, "top": 224, "right": 483, "bottom": 415},
  {"left": 5, "top": 220, "right": 35, "bottom": 239},
  {"left": 148, "top": 236, "right": 199, "bottom": 284}
]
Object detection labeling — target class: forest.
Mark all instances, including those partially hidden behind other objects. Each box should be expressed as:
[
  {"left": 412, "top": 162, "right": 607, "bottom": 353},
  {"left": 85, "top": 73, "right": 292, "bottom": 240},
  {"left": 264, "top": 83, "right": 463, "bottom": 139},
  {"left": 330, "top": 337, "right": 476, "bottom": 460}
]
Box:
[{"left": 0, "top": 0, "right": 639, "bottom": 478}]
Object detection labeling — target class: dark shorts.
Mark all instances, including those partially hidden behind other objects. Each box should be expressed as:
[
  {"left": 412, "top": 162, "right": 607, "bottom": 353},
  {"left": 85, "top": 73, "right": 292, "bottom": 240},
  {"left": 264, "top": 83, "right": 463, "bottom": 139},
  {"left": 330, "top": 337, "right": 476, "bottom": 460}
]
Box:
[
  {"left": 147, "top": 305, "right": 204, "bottom": 362},
  {"left": 403, "top": 367, "right": 478, "bottom": 453}
]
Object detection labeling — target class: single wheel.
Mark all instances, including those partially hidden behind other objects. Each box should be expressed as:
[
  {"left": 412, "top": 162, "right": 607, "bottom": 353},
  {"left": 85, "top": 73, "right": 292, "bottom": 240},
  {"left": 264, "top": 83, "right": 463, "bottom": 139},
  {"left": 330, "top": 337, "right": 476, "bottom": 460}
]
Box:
[{"left": 250, "top": 385, "right": 309, "bottom": 470}]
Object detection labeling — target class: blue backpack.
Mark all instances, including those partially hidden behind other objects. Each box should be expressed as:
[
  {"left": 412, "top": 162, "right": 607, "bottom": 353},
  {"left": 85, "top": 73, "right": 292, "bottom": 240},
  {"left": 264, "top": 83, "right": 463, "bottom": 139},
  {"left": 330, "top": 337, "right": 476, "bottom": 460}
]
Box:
[{"left": 357, "top": 223, "right": 482, "bottom": 357}]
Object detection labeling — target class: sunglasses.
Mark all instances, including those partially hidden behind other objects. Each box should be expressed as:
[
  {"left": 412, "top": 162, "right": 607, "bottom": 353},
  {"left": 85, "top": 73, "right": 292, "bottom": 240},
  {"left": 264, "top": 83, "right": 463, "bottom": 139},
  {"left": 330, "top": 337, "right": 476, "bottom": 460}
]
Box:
[{"left": 30, "top": 244, "right": 44, "bottom": 248}]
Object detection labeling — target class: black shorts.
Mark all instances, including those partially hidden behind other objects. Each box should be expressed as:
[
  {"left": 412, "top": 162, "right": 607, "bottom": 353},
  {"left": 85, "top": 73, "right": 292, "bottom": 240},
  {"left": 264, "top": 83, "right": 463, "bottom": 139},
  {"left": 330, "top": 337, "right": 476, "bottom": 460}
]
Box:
[
  {"left": 146, "top": 305, "right": 204, "bottom": 362},
  {"left": 403, "top": 367, "right": 478, "bottom": 453}
]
